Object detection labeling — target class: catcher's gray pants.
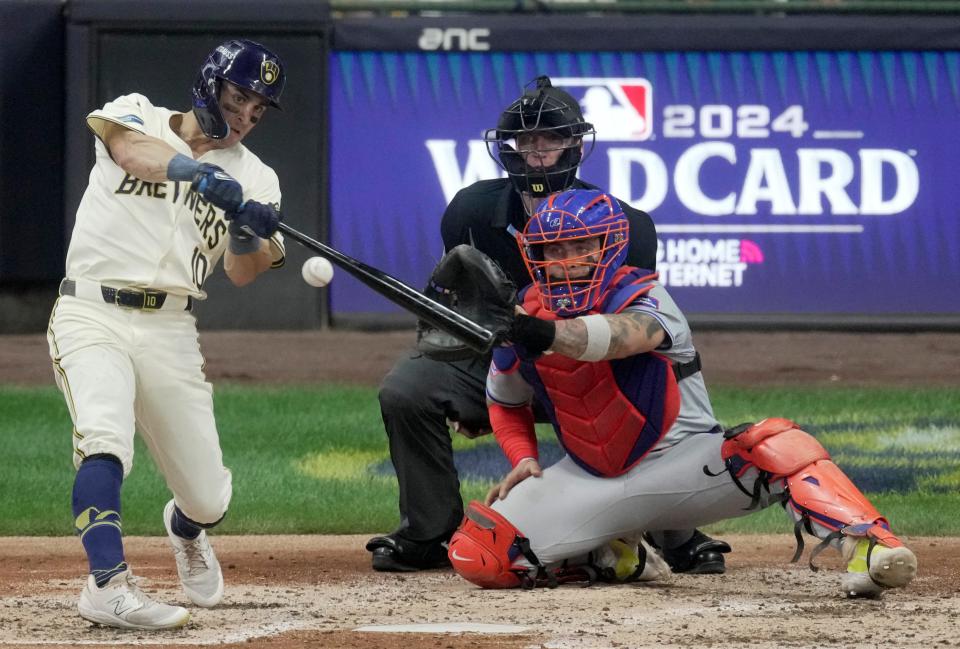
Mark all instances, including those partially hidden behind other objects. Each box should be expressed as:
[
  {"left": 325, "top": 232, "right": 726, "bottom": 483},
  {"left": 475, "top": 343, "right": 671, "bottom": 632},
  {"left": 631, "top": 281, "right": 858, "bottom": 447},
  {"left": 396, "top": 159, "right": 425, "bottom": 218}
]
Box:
[
  {"left": 378, "top": 350, "right": 704, "bottom": 551},
  {"left": 492, "top": 429, "right": 781, "bottom": 563}
]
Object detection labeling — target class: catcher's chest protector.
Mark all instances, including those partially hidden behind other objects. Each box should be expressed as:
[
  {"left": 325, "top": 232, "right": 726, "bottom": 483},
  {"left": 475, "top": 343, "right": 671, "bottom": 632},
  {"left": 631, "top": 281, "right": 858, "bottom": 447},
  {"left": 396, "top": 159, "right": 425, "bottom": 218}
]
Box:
[{"left": 519, "top": 267, "right": 680, "bottom": 477}]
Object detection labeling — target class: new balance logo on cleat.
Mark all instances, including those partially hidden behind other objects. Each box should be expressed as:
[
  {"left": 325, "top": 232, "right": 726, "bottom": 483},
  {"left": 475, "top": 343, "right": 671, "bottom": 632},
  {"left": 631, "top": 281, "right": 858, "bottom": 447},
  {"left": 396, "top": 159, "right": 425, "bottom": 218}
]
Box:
[
  {"left": 77, "top": 569, "right": 189, "bottom": 630},
  {"left": 109, "top": 595, "right": 135, "bottom": 617},
  {"left": 590, "top": 535, "right": 672, "bottom": 584}
]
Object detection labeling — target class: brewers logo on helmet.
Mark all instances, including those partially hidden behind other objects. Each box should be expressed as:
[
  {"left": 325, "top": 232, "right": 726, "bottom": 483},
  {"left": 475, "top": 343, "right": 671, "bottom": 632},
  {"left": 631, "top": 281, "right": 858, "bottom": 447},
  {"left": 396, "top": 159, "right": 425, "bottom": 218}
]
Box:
[
  {"left": 192, "top": 39, "right": 286, "bottom": 139},
  {"left": 261, "top": 60, "right": 280, "bottom": 85}
]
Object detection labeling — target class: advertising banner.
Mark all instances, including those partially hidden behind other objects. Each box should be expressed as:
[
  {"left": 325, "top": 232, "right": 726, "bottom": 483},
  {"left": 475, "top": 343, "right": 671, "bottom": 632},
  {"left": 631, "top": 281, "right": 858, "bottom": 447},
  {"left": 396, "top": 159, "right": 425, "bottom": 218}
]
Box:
[{"left": 329, "top": 51, "right": 960, "bottom": 321}]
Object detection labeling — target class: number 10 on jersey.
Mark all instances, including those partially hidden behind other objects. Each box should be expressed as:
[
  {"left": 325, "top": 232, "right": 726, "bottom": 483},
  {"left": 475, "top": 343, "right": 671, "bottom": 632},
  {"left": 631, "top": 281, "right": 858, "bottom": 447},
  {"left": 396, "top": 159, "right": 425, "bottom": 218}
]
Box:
[{"left": 191, "top": 247, "right": 209, "bottom": 291}]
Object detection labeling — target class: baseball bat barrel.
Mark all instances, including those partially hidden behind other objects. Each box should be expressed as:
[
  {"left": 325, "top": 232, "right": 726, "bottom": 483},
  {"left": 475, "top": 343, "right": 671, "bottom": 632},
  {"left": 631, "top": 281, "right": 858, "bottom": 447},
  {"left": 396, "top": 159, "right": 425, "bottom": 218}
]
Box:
[{"left": 276, "top": 222, "right": 497, "bottom": 354}]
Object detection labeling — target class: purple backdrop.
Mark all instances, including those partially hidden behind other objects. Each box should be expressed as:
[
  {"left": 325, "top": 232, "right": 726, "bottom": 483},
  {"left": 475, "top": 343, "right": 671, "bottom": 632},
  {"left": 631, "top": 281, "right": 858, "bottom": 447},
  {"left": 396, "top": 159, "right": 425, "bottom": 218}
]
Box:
[{"left": 329, "top": 51, "right": 960, "bottom": 318}]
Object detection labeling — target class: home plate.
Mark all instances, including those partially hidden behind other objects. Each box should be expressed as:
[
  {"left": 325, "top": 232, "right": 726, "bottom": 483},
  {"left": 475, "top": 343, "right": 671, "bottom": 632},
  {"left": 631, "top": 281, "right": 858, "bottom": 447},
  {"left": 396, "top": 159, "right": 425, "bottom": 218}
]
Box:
[{"left": 355, "top": 622, "right": 530, "bottom": 634}]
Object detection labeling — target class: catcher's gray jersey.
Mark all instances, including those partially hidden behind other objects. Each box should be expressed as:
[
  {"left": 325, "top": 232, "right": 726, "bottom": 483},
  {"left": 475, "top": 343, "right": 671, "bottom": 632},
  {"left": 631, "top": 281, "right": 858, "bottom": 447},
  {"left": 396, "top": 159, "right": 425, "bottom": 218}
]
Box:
[{"left": 626, "top": 281, "right": 720, "bottom": 449}]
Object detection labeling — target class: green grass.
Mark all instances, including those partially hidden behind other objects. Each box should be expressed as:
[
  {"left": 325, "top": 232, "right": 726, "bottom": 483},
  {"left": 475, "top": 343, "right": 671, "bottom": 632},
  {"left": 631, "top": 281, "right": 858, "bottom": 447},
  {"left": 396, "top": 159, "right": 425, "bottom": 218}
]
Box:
[
  {"left": 1, "top": 384, "right": 958, "bottom": 536},
  {"left": 704, "top": 492, "right": 960, "bottom": 537}
]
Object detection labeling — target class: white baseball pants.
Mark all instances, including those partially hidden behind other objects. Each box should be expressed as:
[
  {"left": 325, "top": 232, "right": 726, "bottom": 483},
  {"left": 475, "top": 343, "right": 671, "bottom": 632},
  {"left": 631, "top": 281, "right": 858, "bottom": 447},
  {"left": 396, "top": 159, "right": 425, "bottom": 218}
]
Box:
[{"left": 47, "top": 295, "right": 231, "bottom": 524}]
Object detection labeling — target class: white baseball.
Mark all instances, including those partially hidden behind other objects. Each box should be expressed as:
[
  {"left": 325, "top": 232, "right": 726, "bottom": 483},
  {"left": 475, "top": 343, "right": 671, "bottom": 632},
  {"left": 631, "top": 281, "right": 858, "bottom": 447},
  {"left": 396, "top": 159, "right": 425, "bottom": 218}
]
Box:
[{"left": 301, "top": 256, "right": 334, "bottom": 287}]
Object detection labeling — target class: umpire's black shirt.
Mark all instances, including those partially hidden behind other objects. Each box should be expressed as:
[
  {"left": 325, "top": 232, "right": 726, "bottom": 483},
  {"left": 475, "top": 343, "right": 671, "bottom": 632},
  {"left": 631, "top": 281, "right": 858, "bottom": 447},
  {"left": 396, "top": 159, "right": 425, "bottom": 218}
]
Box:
[{"left": 440, "top": 178, "right": 658, "bottom": 288}]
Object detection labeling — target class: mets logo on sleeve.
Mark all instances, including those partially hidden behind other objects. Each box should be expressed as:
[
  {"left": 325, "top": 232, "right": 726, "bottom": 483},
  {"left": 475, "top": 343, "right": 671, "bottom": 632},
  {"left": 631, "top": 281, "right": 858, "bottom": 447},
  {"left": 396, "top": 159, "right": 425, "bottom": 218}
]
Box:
[
  {"left": 552, "top": 77, "right": 653, "bottom": 141},
  {"left": 261, "top": 60, "right": 280, "bottom": 85}
]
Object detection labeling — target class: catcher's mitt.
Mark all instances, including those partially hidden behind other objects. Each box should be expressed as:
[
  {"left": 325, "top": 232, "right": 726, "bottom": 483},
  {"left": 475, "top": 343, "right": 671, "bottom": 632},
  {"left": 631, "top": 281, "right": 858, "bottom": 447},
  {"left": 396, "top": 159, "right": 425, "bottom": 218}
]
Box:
[{"left": 416, "top": 244, "right": 516, "bottom": 362}]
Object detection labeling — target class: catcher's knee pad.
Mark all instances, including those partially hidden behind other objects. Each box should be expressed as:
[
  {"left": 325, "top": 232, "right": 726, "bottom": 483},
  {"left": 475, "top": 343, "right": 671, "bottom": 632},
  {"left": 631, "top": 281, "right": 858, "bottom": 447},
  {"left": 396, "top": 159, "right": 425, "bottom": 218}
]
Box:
[
  {"left": 448, "top": 501, "right": 539, "bottom": 589},
  {"left": 718, "top": 418, "right": 900, "bottom": 550},
  {"left": 716, "top": 417, "right": 829, "bottom": 507},
  {"left": 720, "top": 418, "right": 830, "bottom": 480}
]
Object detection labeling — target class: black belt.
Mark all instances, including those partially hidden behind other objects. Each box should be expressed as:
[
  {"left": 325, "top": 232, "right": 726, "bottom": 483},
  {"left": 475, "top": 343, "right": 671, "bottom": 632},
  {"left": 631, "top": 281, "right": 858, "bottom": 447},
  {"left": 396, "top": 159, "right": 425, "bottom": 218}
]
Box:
[
  {"left": 673, "top": 351, "right": 702, "bottom": 382},
  {"left": 59, "top": 279, "right": 191, "bottom": 311}
]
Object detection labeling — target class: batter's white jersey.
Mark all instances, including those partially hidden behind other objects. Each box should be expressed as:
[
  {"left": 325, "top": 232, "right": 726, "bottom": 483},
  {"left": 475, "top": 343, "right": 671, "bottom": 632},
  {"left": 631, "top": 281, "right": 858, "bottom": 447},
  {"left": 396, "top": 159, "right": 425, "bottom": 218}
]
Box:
[{"left": 68, "top": 93, "right": 285, "bottom": 300}]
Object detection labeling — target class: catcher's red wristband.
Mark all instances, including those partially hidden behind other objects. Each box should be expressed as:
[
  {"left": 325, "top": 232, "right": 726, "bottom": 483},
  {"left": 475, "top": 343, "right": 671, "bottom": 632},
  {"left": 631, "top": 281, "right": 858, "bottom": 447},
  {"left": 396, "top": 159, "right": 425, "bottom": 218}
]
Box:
[{"left": 489, "top": 403, "right": 538, "bottom": 468}]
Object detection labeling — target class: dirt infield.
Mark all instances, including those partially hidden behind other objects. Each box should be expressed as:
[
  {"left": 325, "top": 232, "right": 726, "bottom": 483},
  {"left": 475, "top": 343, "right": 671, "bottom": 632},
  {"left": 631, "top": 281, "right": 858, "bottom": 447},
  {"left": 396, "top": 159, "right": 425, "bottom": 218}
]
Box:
[
  {"left": 3, "top": 329, "right": 959, "bottom": 648},
  {"left": 1, "top": 534, "right": 958, "bottom": 649}
]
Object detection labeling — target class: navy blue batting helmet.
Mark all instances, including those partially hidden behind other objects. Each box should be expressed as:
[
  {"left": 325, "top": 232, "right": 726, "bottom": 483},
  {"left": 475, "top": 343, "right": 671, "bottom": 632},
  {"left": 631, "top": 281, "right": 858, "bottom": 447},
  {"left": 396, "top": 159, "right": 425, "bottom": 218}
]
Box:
[{"left": 192, "top": 39, "right": 285, "bottom": 139}]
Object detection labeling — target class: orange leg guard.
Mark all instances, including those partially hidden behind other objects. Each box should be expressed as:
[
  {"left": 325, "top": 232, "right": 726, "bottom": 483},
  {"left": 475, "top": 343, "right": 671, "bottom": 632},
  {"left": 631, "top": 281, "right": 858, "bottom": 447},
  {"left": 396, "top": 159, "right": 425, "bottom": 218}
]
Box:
[
  {"left": 448, "top": 501, "right": 541, "bottom": 589},
  {"left": 720, "top": 418, "right": 904, "bottom": 553}
]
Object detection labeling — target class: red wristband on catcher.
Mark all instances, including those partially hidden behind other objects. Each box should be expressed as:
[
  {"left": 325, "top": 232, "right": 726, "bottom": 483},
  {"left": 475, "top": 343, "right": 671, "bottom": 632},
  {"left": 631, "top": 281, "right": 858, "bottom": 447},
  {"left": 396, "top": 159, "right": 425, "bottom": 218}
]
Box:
[{"left": 489, "top": 403, "right": 538, "bottom": 468}]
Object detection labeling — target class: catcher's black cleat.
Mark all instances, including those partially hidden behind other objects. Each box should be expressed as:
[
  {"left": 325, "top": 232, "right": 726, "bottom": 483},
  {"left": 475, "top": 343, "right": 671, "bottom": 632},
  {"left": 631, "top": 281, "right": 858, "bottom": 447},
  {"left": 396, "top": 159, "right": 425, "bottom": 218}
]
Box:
[
  {"left": 648, "top": 530, "right": 732, "bottom": 575},
  {"left": 365, "top": 534, "right": 452, "bottom": 572}
]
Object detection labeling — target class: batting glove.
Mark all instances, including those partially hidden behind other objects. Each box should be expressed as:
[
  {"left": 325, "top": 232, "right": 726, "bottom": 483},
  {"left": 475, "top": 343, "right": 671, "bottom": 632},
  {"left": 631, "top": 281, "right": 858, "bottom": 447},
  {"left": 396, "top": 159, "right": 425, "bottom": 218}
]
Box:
[
  {"left": 226, "top": 201, "right": 282, "bottom": 240},
  {"left": 192, "top": 164, "right": 244, "bottom": 213},
  {"left": 169, "top": 153, "right": 245, "bottom": 214}
]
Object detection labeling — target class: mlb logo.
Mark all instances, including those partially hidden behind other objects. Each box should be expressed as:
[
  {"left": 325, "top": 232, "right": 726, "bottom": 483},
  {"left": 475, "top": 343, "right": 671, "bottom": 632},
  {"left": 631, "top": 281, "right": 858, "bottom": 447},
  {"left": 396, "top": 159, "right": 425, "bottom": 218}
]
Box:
[{"left": 552, "top": 77, "right": 653, "bottom": 141}]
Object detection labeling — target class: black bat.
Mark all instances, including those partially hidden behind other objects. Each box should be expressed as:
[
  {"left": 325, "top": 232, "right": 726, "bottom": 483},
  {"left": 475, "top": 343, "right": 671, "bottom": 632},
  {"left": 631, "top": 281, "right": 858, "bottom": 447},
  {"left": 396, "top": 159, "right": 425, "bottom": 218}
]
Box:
[{"left": 277, "top": 222, "right": 497, "bottom": 354}]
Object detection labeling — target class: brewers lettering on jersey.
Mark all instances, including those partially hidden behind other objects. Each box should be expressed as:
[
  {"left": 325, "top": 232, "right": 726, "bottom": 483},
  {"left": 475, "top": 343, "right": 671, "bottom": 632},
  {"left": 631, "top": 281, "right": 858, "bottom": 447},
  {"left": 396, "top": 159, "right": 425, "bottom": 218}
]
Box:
[
  {"left": 46, "top": 39, "right": 287, "bottom": 631},
  {"left": 75, "top": 92, "right": 284, "bottom": 296}
]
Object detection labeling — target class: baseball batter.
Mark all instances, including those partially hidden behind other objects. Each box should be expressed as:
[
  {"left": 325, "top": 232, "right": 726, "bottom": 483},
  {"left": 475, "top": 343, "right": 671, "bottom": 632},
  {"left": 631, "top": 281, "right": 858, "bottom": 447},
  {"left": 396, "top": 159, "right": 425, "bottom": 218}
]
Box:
[
  {"left": 447, "top": 189, "right": 918, "bottom": 598},
  {"left": 46, "top": 39, "right": 286, "bottom": 630}
]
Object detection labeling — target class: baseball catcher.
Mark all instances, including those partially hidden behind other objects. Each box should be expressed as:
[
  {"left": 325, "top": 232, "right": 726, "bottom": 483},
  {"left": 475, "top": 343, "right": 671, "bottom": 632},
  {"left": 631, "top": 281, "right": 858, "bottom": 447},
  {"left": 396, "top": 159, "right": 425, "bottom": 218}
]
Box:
[{"left": 440, "top": 188, "right": 917, "bottom": 597}]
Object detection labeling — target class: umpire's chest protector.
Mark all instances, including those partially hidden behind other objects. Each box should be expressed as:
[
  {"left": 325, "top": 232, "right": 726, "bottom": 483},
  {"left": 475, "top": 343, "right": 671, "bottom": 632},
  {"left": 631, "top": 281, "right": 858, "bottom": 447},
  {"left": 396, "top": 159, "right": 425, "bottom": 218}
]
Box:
[{"left": 519, "top": 267, "right": 680, "bottom": 477}]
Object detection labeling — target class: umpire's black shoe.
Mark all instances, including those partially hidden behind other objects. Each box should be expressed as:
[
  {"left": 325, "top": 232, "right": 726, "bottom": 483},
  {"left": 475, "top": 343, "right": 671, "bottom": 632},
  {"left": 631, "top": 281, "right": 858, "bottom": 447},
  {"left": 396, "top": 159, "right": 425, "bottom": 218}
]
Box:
[
  {"left": 651, "top": 530, "right": 732, "bottom": 574},
  {"left": 365, "top": 534, "right": 451, "bottom": 572}
]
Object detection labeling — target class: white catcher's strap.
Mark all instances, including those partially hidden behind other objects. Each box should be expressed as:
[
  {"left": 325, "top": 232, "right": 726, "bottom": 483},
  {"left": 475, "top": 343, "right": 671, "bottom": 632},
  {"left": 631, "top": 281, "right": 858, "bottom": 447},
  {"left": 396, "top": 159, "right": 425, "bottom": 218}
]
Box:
[{"left": 59, "top": 278, "right": 192, "bottom": 312}]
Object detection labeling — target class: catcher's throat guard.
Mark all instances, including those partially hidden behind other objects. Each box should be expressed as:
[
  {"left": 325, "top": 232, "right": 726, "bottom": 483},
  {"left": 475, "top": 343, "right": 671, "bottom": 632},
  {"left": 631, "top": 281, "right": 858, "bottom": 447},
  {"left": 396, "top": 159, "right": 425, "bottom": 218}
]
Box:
[{"left": 448, "top": 501, "right": 540, "bottom": 589}]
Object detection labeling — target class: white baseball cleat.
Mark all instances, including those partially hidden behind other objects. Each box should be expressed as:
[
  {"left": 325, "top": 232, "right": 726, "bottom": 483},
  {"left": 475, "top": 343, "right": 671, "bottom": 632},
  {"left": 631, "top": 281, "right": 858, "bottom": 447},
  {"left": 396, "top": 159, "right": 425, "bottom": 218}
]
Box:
[
  {"left": 593, "top": 534, "right": 672, "bottom": 583},
  {"left": 636, "top": 537, "right": 674, "bottom": 582},
  {"left": 78, "top": 569, "right": 189, "bottom": 630},
  {"left": 841, "top": 537, "right": 917, "bottom": 598},
  {"left": 163, "top": 499, "right": 224, "bottom": 607}
]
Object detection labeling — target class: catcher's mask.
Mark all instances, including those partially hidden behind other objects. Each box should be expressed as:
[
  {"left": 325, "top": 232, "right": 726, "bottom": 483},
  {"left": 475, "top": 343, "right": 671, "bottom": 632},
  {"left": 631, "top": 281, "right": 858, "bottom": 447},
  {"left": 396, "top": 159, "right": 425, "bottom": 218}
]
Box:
[
  {"left": 519, "top": 189, "right": 628, "bottom": 316},
  {"left": 192, "top": 39, "right": 285, "bottom": 139},
  {"left": 484, "top": 76, "right": 596, "bottom": 198}
]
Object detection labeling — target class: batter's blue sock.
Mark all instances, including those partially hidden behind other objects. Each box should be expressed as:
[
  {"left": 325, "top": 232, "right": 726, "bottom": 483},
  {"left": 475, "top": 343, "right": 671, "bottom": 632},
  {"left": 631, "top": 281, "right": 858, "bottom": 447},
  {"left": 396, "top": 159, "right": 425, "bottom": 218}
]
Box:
[
  {"left": 169, "top": 504, "right": 202, "bottom": 540},
  {"left": 72, "top": 455, "right": 127, "bottom": 588}
]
